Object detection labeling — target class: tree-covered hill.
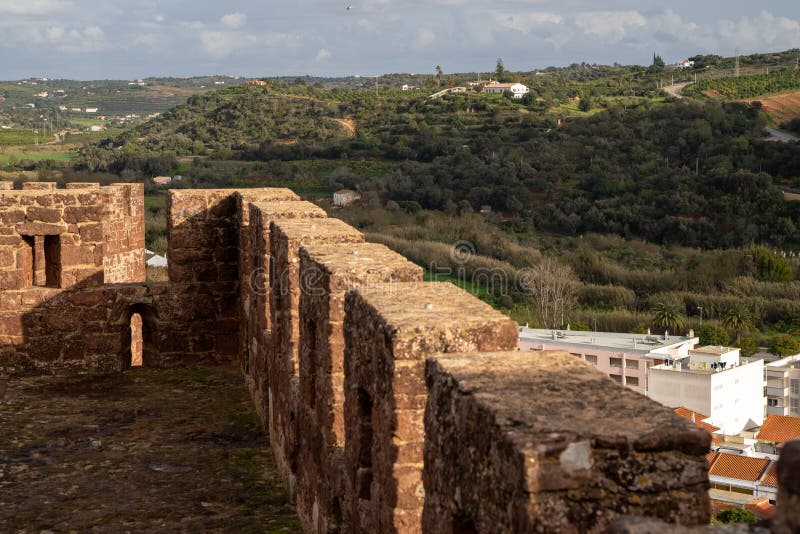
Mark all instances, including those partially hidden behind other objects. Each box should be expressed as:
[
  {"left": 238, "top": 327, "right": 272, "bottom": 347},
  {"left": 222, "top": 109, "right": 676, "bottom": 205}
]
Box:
[{"left": 116, "top": 85, "right": 353, "bottom": 152}]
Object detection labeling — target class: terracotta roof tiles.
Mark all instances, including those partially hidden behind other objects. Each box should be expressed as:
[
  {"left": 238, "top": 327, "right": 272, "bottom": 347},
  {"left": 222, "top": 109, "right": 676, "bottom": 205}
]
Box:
[
  {"left": 675, "top": 406, "right": 721, "bottom": 443},
  {"left": 708, "top": 453, "right": 770, "bottom": 482},
  {"left": 758, "top": 415, "right": 800, "bottom": 444},
  {"left": 760, "top": 462, "right": 779, "bottom": 488}
]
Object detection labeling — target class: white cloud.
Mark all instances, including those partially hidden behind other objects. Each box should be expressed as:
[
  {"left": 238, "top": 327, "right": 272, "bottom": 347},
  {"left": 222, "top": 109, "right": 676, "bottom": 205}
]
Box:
[
  {"left": 32, "top": 24, "right": 108, "bottom": 53},
  {"left": 493, "top": 11, "right": 563, "bottom": 34},
  {"left": 415, "top": 28, "right": 436, "bottom": 48},
  {"left": 221, "top": 12, "right": 247, "bottom": 29},
  {"left": 574, "top": 10, "right": 647, "bottom": 41},
  {"left": 199, "top": 30, "right": 256, "bottom": 59},
  {"left": 315, "top": 48, "right": 332, "bottom": 62},
  {"left": 0, "top": 0, "right": 71, "bottom": 15}
]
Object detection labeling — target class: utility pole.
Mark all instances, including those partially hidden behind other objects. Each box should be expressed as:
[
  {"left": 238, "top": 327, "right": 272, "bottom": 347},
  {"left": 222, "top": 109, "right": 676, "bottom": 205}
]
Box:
[
  {"left": 735, "top": 48, "right": 740, "bottom": 77},
  {"left": 375, "top": 76, "right": 378, "bottom": 96}
]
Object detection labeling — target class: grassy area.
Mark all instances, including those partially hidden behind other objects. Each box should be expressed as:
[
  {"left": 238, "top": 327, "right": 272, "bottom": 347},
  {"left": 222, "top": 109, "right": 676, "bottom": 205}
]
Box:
[
  {"left": 0, "top": 150, "right": 74, "bottom": 165},
  {"left": 0, "top": 129, "right": 38, "bottom": 146},
  {"left": 144, "top": 194, "right": 167, "bottom": 211}
]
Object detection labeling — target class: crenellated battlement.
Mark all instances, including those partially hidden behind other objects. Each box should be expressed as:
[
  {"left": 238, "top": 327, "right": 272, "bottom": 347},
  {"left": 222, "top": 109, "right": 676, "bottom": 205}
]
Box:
[{"left": 1, "top": 183, "right": 796, "bottom": 532}]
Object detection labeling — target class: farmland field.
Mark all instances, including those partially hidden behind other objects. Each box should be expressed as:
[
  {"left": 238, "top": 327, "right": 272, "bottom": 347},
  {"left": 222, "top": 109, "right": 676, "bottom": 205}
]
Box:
[
  {"left": 0, "top": 129, "right": 38, "bottom": 146},
  {"left": 745, "top": 89, "right": 800, "bottom": 124},
  {"left": 0, "top": 148, "right": 75, "bottom": 165}
]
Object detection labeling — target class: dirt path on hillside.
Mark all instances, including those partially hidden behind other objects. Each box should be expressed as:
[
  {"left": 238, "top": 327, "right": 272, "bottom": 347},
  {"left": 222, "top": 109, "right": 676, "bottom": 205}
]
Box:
[
  {"left": 332, "top": 118, "right": 357, "bottom": 137},
  {"left": 0, "top": 366, "right": 300, "bottom": 533}
]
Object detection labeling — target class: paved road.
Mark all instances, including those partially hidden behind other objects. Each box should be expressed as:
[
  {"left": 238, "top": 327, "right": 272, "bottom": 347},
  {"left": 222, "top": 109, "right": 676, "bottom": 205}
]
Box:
[
  {"left": 765, "top": 127, "right": 799, "bottom": 143},
  {"left": 664, "top": 82, "right": 692, "bottom": 99}
]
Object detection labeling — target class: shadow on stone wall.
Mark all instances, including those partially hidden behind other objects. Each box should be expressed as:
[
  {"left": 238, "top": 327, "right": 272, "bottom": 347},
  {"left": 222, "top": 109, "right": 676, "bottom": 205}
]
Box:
[{"left": 0, "top": 197, "right": 240, "bottom": 377}]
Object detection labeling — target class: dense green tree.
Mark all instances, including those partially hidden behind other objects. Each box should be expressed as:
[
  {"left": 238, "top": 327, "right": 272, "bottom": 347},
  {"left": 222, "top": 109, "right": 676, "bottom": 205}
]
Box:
[
  {"left": 737, "top": 336, "right": 759, "bottom": 357},
  {"left": 716, "top": 509, "right": 757, "bottom": 525},
  {"left": 495, "top": 58, "right": 506, "bottom": 82},
  {"left": 769, "top": 333, "right": 800, "bottom": 356},
  {"left": 749, "top": 247, "right": 793, "bottom": 282},
  {"left": 696, "top": 323, "right": 730, "bottom": 346}
]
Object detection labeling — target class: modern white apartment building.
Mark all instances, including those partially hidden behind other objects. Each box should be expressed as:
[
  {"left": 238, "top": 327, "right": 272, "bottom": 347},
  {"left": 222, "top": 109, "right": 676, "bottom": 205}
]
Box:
[
  {"left": 648, "top": 346, "right": 764, "bottom": 435},
  {"left": 518, "top": 327, "right": 698, "bottom": 395},
  {"left": 764, "top": 355, "right": 800, "bottom": 417}
]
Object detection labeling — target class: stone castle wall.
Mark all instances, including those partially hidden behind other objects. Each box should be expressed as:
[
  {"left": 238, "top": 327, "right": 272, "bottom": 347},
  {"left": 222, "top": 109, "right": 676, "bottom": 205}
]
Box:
[{"left": 0, "top": 183, "right": 722, "bottom": 532}]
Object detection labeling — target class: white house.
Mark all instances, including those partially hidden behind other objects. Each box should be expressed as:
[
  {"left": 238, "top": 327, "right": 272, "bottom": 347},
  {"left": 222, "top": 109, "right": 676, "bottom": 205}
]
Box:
[
  {"left": 145, "top": 249, "right": 168, "bottom": 268},
  {"left": 333, "top": 189, "right": 361, "bottom": 207},
  {"left": 85, "top": 108, "right": 98, "bottom": 113},
  {"left": 648, "top": 346, "right": 764, "bottom": 435},
  {"left": 482, "top": 82, "right": 530, "bottom": 99}
]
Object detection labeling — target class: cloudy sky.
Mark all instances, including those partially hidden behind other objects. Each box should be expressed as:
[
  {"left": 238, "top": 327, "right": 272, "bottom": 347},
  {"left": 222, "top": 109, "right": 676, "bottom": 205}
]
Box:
[{"left": 1, "top": 0, "right": 798, "bottom": 80}]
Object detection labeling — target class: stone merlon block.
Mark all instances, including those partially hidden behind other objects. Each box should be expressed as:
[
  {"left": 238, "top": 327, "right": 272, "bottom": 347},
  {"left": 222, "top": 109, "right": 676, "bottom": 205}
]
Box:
[
  {"left": 342, "top": 282, "right": 518, "bottom": 533},
  {"left": 267, "top": 216, "right": 364, "bottom": 496},
  {"left": 235, "top": 188, "right": 300, "bottom": 227},
  {"left": 422, "top": 351, "right": 711, "bottom": 533},
  {"left": 295, "top": 243, "right": 423, "bottom": 533}
]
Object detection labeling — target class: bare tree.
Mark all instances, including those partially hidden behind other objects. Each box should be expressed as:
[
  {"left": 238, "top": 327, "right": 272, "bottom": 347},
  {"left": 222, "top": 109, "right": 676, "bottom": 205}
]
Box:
[{"left": 518, "top": 259, "right": 578, "bottom": 329}]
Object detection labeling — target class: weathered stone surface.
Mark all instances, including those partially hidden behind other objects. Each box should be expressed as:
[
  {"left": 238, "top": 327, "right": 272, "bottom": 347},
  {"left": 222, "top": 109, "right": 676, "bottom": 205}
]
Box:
[
  {"left": 0, "top": 183, "right": 731, "bottom": 533},
  {"left": 269, "top": 217, "right": 364, "bottom": 498},
  {"left": 342, "top": 282, "right": 518, "bottom": 533},
  {"left": 0, "top": 367, "right": 300, "bottom": 532},
  {"left": 296, "top": 243, "right": 423, "bottom": 533},
  {"left": 423, "top": 351, "right": 711, "bottom": 533},
  {"left": 243, "top": 200, "right": 328, "bottom": 434}
]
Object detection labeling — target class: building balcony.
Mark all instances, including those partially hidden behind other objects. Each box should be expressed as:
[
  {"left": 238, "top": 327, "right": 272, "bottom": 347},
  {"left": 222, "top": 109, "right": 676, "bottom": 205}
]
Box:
[{"left": 767, "top": 386, "right": 789, "bottom": 397}]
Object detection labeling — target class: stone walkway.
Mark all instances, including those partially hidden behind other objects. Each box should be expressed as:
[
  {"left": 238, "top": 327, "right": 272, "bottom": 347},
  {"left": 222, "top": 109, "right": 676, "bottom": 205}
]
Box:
[{"left": 0, "top": 366, "right": 300, "bottom": 533}]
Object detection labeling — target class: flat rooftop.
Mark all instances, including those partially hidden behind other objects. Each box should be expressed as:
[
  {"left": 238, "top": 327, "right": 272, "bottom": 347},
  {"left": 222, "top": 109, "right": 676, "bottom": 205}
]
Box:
[
  {"left": 690, "top": 346, "right": 738, "bottom": 356},
  {"left": 766, "top": 355, "right": 800, "bottom": 370},
  {"left": 518, "top": 327, "right": 697, "bottom": 355}
]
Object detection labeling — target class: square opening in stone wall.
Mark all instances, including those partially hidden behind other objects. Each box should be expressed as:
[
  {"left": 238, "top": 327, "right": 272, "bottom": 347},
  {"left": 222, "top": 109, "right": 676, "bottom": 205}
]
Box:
[
  {"left": 44, "top": 235, "right": 61, "bottom": 287},
  {"left": 20, "top": 235, "right": 35, "bottom": 286},
  {"left": 19, "top": 234, "right": 61, "bottom": 288},
  {"left": 356, "top": 386, "right": 374, "bottom": 501}
]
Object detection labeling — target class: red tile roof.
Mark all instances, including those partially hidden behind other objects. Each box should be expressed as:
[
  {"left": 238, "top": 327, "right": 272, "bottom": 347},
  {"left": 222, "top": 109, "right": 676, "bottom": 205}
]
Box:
[
  {"left": 760, "top": 462, "right": 779, "bottom": 488},
  {"left": 708, "top": 453, "right": 770, "bottom": 482},
  {"left": 675, "top": 406, "right": 721, "bottom": 443},
  {"left": 745, "top": 498, "right": 776, "bottom": 520},
  {"left": 758, "top": 415, "right": 800, "bottom": 444}
]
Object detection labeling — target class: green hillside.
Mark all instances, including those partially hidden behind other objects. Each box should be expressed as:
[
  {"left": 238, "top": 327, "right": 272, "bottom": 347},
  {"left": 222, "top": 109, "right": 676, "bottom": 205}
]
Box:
[{"left": 690, "top": 69, "right": 800, "bottom": 99}]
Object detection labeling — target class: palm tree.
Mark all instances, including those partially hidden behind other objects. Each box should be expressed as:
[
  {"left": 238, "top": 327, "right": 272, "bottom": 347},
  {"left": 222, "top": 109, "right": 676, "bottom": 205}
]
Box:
[
  {"left": 722, "top": 306, "right": 753, "bottom": 343},
  {"left": 435, "top": 65, "right": 443, "bottom": 87},
  {"left": 651, "top": 302, "right": 685, "bottom": 334}
]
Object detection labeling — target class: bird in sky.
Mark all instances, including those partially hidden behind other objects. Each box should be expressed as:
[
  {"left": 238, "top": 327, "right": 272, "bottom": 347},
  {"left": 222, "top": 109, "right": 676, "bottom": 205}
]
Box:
[{"left": 346, "top": 5, "right": 352, "bottom": 11}]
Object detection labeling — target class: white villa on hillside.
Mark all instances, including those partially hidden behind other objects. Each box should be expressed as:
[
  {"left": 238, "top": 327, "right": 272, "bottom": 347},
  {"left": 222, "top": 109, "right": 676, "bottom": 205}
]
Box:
[{"left": 483, "top": 82, "right": 529, "bottom": 99}]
